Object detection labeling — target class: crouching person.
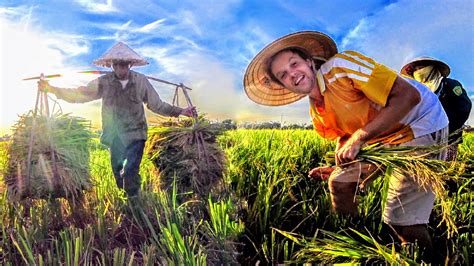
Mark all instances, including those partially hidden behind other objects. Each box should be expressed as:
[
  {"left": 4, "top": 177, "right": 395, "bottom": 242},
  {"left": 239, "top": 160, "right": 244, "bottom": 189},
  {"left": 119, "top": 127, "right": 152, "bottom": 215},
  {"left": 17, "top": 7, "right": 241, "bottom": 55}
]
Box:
[{"left": 242, "top": 31, "right": 448, "bottom": 262}]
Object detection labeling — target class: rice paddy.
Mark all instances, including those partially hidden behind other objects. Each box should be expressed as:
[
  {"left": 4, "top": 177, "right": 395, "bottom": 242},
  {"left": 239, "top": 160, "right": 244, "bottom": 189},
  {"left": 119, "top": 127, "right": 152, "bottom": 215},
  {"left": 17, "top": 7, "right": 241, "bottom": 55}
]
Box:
[{"left": 0, "top": 128, "right": 472, "bottom": 265}]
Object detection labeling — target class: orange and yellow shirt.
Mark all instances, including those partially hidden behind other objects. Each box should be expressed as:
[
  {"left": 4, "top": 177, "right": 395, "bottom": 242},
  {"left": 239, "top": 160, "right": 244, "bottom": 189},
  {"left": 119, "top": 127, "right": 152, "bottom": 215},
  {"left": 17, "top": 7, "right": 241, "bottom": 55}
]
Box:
[{"left": 310, "top": 51, "right": 448, "bottom": 144}]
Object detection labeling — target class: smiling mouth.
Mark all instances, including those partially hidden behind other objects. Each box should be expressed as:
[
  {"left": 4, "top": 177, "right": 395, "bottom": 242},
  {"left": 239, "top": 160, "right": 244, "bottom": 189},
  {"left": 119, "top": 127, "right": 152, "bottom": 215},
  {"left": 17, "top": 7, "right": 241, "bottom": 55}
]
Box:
[{"left": 295, "top": 75, "right": 304, "bottom": 86}]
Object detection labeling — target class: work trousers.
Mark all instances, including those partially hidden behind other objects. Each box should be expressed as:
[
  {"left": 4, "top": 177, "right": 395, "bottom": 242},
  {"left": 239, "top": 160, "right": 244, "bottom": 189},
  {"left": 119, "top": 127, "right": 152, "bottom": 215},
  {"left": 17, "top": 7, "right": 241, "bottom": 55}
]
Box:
[{"left": 110, "top": 137, "right": 145, "bottom": 197}]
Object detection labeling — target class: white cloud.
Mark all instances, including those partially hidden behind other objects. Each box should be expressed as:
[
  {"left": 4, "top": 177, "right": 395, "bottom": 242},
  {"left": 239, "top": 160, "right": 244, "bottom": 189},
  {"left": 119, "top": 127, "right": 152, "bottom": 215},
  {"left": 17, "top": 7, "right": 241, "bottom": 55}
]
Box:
[
  {"left": 45, "top": 34, "right": 91, "bottom": 57},
  {"left": 176, "top": 10, "right": 203, "bottom": 36},
  {"left": 340, "top": 0, "right": 473, "bottom": 79},
  {"left": 0, "top": 14, "right": 99, "bottom": 134},
  {"left": 137, "top": 19, "right": 167, "bottom": 33},
  {"left": 340, "top": 0, "right": 474, "bottom": 125},
  {"left": 75, "top": 0, "right": 117, "bottom": 13},
  {"left": 233, "top": 26, "right": 275, "bottom": 69},
  {"left": 138, "top": 45, "right": 311, "bottom": 123}
]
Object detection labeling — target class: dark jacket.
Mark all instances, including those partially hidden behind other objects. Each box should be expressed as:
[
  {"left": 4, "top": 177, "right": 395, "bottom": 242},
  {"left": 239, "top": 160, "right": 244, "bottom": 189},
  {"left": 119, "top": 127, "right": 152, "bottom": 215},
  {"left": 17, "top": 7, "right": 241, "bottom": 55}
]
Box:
[{"left": 435, "top": 78, "right": 472, "bottom": 143}]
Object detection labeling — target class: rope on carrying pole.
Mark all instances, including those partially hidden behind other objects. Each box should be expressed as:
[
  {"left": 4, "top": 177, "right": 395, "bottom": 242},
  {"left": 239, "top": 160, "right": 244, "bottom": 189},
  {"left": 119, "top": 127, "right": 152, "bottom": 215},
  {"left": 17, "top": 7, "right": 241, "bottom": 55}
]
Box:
[
  {"left": 176, "top": 84, "right": 211, "bottom": 172},
  {"left": 26, "top": 74, "right": 60, "bottom": 197},
  {"left": 25, "top": 85, "right": 42, "bottom": 194},
  {"left": 172, "top": 86, "right": 180, "bottom": 107}
]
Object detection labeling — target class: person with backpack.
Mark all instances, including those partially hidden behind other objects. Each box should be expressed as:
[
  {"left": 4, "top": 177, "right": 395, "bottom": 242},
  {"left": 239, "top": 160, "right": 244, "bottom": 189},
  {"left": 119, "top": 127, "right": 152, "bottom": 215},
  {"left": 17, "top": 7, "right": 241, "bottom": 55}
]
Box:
[{"left": 401, "top": 57, "right": 472, "bottom": 160}]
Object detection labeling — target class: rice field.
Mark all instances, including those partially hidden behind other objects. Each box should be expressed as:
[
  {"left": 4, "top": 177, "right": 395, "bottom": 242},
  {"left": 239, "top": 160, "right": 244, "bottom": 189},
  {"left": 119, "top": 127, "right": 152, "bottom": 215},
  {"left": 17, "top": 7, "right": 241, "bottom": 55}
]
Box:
[{"left": 0, "top": 129, "right": 472, "bottom": 265}]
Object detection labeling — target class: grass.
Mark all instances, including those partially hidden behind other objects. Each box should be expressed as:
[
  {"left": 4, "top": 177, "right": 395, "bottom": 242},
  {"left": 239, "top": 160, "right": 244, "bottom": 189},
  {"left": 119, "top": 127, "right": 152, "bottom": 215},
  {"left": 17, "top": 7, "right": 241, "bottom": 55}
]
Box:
[{"left": 0, "top": 129, "right": 471, "bottom": 264}]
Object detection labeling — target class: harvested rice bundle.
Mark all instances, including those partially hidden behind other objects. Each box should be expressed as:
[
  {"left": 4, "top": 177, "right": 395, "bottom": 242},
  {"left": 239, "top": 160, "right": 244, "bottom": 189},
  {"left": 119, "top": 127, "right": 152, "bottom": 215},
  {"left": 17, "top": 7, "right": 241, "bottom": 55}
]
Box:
[
  {"left": 5, "top": 112, "right": 92, "bottom": 201},
  {"left": 325, "top": 143, "right": 467, "bottom": 237},
  {"left": 146, "top": 117, "right": 226, "bottom": 197}
]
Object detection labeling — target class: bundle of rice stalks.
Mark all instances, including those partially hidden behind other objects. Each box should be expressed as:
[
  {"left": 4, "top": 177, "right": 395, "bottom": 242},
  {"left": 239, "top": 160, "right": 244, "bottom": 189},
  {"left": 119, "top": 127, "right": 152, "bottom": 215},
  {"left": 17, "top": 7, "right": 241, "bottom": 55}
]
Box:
[
  {"left": 4, "top": 112, "right": 92, "bottom": 201},
  {"left": 146, "top": 117, "right": 226, "bottom": 198},
  {"left": 275, "top": 228, "right": 417, "bottom": 264},
  {"left": 324, "top": 143, "right": 466, "bottom": 237}
]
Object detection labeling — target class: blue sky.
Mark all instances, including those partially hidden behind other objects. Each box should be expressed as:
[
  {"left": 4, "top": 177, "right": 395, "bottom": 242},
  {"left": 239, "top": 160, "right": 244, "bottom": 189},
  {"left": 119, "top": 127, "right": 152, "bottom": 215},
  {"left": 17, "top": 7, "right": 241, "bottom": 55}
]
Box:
[{"left": 1, "top": 0, "right": 473, "bottom": 134}]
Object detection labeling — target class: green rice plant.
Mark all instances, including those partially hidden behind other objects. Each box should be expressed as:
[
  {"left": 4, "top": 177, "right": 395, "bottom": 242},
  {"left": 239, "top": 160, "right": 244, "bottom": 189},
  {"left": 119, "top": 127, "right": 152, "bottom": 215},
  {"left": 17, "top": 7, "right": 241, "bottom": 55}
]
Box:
[
  {"left": 275, "top": 227, "right": 416, "bottom": 264},
  {"left": 0, "top": 141, "right": 8, "bottom": 181},
  {"left": 94, "top": 247, "right": 136, "bottom": 266},
  {"left": 456, "top": 132, "right": 474, "bottom": 181},
  {"left": 138, "top": 244, "right": 160, "bottom": 266},
  {"left": 201, "top": 197, "right": 244, "bottom": 264},
  {"left": 158, "top": 220, "right": 207, "bottom": 265},
  {"left": 457, "top": 132, "right": 474, "bottom": 160},
  {"left": 89, "top": 147, "right": 124, "bottom": 201},
  {"left": 141, "top": 181, "right": 207, "bottom": 265},
  {"left": 220, "top": 129, "right": 334, "bottom": 263},
  {"left": 452, "top": 232, "right": 472, "bottom": 265},
  {"left": 0, "top": 128, "right": 470, "bottom": 265},
  {"left": 9, "top": 226, "right": 35, "bottom": 265},
  {"left": 55, "top": 228, "right": 95, "bottom": 266},
  {"left": 206, "top": 197, "right": 244, "bottom": 240},
  {"left": 110, "top": 177, "right": 212, "bottom": 265},
  {"left": 357, "top": 176, "right": 385, "bottom": 232},
  {"left": 325, "top": 143, "right": 464, "bottom": 237}
]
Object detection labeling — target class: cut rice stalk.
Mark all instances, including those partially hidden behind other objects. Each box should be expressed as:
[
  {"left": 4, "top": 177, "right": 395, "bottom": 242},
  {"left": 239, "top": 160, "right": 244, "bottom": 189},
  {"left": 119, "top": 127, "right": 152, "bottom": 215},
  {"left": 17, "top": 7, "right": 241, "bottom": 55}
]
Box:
[
  {"left": 146, "top": 117, "right": 226, "bottom": 198},
  {"left": 4, "top": 112, "right": 92, "bottom": 201},
  {"left": 324, "top": 143, "right": 467, "bottom": 237}
]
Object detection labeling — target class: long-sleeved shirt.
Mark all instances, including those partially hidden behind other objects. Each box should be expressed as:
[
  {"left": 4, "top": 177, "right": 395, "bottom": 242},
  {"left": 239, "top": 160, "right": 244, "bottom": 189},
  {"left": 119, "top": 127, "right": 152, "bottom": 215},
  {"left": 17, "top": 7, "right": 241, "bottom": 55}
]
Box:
[{"left": 53, "top": 70, "right": 183, "bottom": 146}]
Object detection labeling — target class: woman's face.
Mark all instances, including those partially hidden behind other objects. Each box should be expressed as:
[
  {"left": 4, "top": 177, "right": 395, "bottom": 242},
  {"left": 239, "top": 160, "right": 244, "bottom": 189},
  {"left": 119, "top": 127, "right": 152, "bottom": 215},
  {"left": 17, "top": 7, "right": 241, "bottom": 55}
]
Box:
[{"left": 270, "top": 50, "right": 315, "bottom": 95}]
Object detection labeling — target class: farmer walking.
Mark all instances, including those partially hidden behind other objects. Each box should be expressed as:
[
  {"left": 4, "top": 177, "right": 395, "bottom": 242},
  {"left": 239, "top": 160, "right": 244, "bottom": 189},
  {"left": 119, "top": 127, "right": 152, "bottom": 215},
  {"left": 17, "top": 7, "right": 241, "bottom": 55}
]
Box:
[
  {"left": 243, "top": 31, "right": 448, "bottom": 262},
  {"left": 38, "top": 42, "right": 195, "bottom": 198},
  {"left": 400, "top": 57, "right": 472, "bottom": 160}
]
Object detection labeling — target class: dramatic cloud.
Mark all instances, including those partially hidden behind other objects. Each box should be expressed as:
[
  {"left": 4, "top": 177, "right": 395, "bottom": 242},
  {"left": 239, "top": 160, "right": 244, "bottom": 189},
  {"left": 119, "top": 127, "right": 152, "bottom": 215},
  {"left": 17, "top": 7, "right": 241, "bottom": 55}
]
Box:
[
  {"left": 1, "top": 0, "right": 473, "bottom": 132},
  {"left": 339, "top": 0, "right": 474, "bottom": 124},
  {"left": 341, "top": 0, "right": 473, "bottom": 78},
  {"left": 0, "top": 9, "right": 99, "bottom": 134},
  {"left": 139, "top": 45, "right": 310, "bottom": 123}
]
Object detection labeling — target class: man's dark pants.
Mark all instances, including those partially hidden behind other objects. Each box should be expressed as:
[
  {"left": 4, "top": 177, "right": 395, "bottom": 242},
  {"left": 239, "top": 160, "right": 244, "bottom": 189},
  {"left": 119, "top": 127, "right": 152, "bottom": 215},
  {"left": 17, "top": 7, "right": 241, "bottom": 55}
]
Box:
[{"left": 110, "top": 137, "right": 145, "bottom": 197}]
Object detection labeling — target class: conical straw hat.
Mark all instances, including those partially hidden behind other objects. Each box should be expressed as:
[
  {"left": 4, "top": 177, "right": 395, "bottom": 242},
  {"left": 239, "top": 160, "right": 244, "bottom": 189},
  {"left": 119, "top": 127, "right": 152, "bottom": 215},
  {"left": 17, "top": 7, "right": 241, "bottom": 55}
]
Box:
[
  {"left": 93, "top": 42, "right": 149, "bottom": 68},
  {"left": 243, "top": 31, "right": 337, "bottom": 106},
  {"left": 400, "top": 56, "right": 450, "bottom": 77}
]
